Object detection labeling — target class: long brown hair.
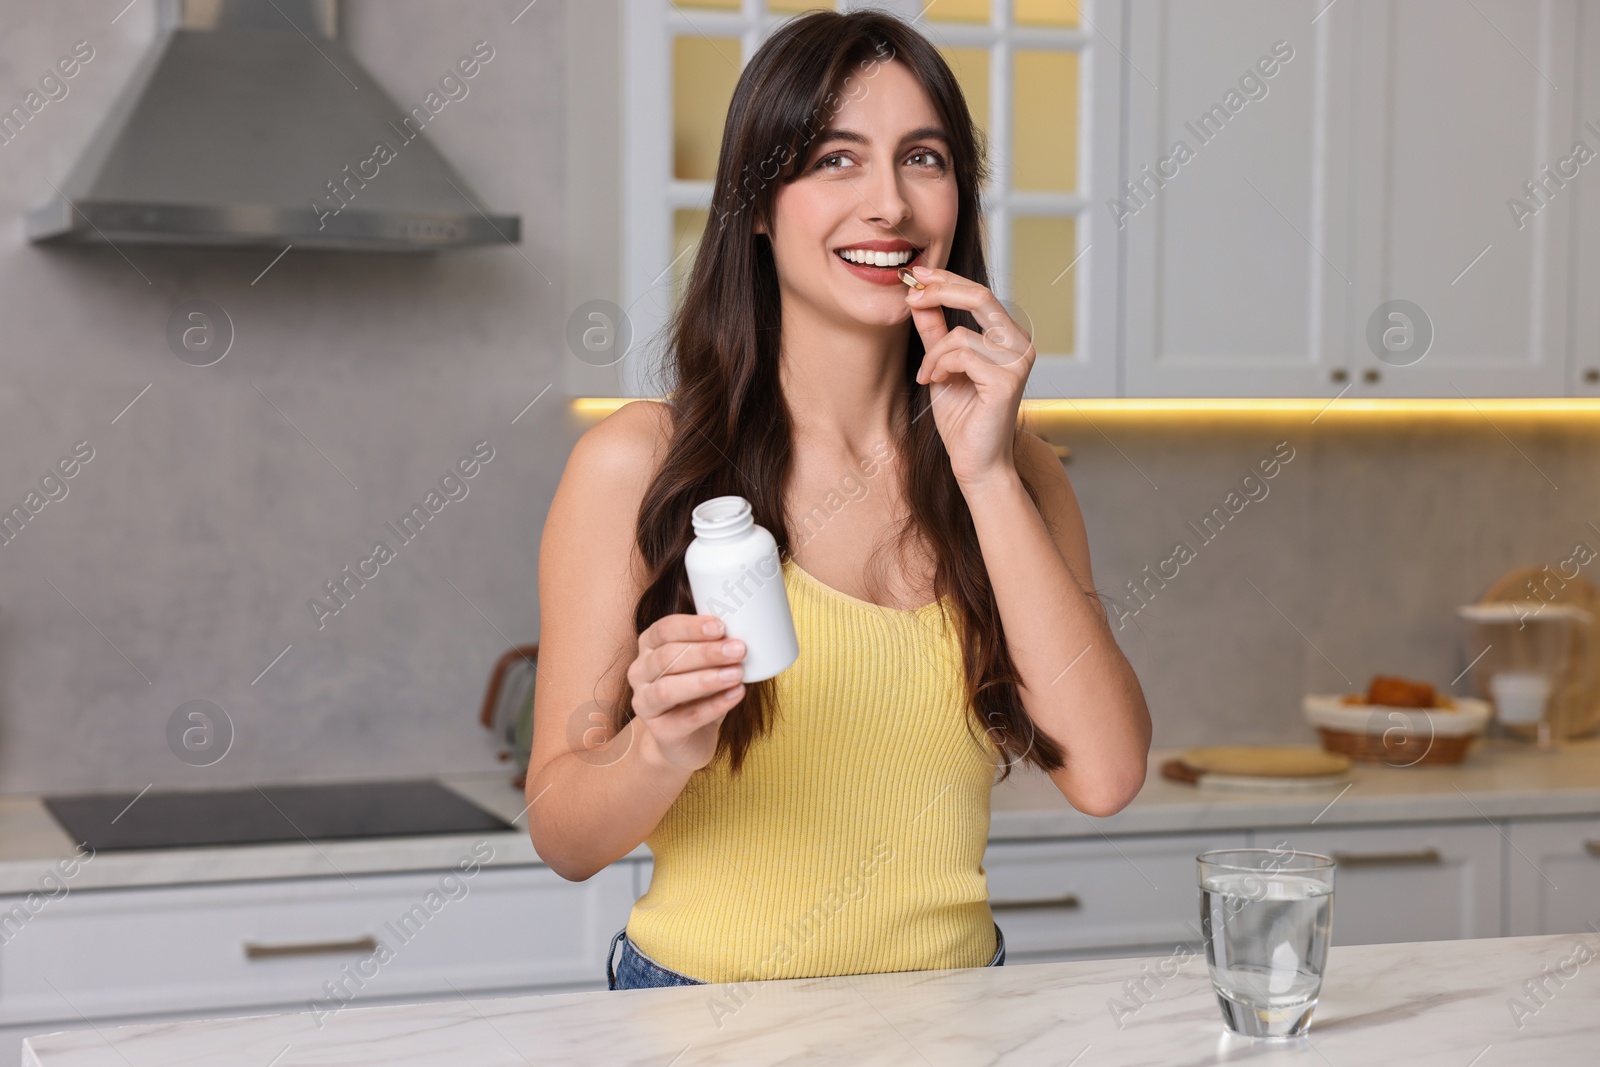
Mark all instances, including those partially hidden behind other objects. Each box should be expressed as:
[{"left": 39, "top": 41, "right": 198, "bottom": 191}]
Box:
[{"left": 615, "top": 9, "right": 1065, "bottom": 781}]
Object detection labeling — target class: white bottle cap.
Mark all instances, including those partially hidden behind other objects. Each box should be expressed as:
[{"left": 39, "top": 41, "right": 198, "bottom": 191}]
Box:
[{"left": 691, "top": 495, "right": 754, "bottom": 538}]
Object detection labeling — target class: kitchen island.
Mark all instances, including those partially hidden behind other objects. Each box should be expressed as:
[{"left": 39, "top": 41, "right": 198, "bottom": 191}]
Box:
[{"left": 22, "top": 932, "right": 1598, "bottom": 1065}]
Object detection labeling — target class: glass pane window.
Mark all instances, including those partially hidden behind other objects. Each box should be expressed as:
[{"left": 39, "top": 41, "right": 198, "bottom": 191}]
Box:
[
  {"left": 673, "top": 36, "right": 742, "bottom": 181},
  {"left": 1010, "top": 215, "right": 1077, "bottom": 356},
  {"left": 631, "top": 0, "right": 1100, "bottom": 393},
  {"left": 1015, "top": 0, "right": 1080, "bottom": 27},
  {"left": 1013, "top": 49, "right": 1078, "bottom": 192},
  {"left": 923, "top": 0, "right": 989, "bottom": 23},
  {"left": 672, "top": 208, "right": 710, "bottom": 308},
  {"left": 937, "top": 46, "right": 991, "bottom": 137},
  {"left": 674, "top": 0, "right": 836, "bottom": 11}
]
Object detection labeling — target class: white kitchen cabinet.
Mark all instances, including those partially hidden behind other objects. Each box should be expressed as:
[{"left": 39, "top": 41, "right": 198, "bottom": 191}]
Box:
[
  {"left": 1121, "top": 0, "right": 1357, "bottom": 397},
  {"left": 982, "top": 832, "right": 1247, "bottom": 961},
  {"left": 1343, "top": 0, "right": 1579, "bottom": 398},
  {"left": 633, "top": 857, "right": 653, "bottom": 902},
  {"left": 1264, "top": 823, "right": 1502, "bottom": 945},
  {"left": 1574, "top": 8, "right": 1600, "bottom": 396},
  {"left": 1506, "top": 815, "right": 1600, "bottom": 936},
  {"left": 0, "top": 862, "right": 636, "bottom": 1031},
  {"left": 1119, "top": 0, "right": 1581, "bottom": 399}
]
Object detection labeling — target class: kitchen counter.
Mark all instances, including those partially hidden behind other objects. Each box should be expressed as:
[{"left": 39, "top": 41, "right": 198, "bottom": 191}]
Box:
[
  {"left": 2, "top": 739, "right": 1597, "bottom": 894},
  {"left": 22, "top": 932, "right": 1598, "bottom": 1065},
  {"left": 0, "top": 772, "right": 550, "bottom": 895},
  {"left": 990, "top": 737, "right": 1600, "bottom": 840}
]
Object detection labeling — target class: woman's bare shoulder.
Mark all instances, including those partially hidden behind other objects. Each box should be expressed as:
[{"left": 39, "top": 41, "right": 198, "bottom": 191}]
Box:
[
  {"left": 568, "top": 399, "right": 674, "bottom": 485},
  {"left": 542, "top": 400, "right": 674, "bottom": 613}
]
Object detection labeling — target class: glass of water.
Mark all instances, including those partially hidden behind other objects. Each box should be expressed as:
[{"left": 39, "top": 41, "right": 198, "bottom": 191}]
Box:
[{"left": 1196, "top": 848, "right": 1336, "bottom": 1039}]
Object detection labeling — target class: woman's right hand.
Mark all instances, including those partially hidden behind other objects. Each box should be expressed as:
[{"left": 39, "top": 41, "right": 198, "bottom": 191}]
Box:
[{"left": 628, "top": 614, "right": 746, "bottom": 771}]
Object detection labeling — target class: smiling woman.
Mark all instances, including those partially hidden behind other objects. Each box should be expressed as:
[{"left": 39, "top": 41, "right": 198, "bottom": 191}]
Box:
[{"left": 530, "top": 9, "right": 1150, "bottom": 992}]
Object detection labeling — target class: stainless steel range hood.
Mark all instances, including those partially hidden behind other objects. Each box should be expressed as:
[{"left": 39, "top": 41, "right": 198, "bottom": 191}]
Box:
[{"left": 27, "top": 0, "right": 520, "bottom": 251}]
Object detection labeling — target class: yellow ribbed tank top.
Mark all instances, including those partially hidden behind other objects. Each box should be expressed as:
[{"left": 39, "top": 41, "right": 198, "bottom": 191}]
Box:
[{"left": 625, "top": 556, "right": 1000, "bottom": 983}]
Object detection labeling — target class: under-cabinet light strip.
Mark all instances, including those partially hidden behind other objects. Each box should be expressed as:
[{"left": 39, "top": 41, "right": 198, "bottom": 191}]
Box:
[{"left": 571, "top": 397, "right": 1600, "bottom": 418}]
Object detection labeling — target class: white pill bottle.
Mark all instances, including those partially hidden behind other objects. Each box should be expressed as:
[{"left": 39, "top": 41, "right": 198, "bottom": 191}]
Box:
[{"left": 684, "top": 495, "right": 800, "bottom": 683}]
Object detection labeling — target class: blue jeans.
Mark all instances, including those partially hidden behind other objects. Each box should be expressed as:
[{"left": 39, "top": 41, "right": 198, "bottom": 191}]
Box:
[{"left": 607, "top": 921, "right": 1006, "bottom": 990}]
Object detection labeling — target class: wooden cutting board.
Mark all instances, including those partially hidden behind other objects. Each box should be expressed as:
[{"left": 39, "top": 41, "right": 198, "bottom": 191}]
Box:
[{"left": 1164, "top": 746, "right": 1351, "bottom": 785}]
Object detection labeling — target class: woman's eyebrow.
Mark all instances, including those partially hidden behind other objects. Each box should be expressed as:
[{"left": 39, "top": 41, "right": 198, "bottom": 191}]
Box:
[
  {"left": 813, "top": 125, "right": 951, "bottom": 149},
  {"left": 813, "top": 128, "right": 870, "bottom": 148},
  {"left": 898, "top": 125, "right": 951, "bottom": 145}
]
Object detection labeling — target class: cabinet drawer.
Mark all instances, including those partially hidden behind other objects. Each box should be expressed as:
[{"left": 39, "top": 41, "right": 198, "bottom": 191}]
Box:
[
  {"left": 983, "top": 833, "right": 1247, "bottom": 957},
  {"left": 1264, "top": 823, "right": 1500, "bottom": 945},
  {"left": 1506, "top": 816, "right": 1600, "bottom": 936},
  {"left": 0, "top": 862, "right": 636, "bottom": 1027}
]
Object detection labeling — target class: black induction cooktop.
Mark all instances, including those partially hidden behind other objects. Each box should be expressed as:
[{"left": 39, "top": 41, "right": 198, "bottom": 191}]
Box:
[{"left": 42, "top": 778, "right": 517, "bottom": 852}]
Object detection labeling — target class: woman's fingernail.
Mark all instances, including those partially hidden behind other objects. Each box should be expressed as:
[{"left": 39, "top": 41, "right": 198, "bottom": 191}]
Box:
[
  {"left": 719, "top": 666, "right": 742, "bottom": 680},
  {"left": 911, "top": 265, "right": 931, "bottom": 277},
  {"left": 722, "top": 640, "right": 744, "bottom": 656}
]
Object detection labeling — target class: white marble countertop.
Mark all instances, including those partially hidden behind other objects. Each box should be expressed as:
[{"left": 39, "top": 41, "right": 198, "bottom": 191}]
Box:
[
  {"left": 2, "top": 739, "right": 1596, "bottom": 895},
  {"left": 22, "top": 932, "right": 1599, "bottom": 1065}
]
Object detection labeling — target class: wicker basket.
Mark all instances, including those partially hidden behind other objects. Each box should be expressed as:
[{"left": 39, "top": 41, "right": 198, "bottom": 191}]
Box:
[{"left": 1316, "top": 727, "right": 1476, "bottom": 765}]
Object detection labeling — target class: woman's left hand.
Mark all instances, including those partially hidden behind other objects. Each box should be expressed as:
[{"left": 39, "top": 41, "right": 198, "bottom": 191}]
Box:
[{"left": 905, "top": 264, "right": 1036, "bottom": 490}]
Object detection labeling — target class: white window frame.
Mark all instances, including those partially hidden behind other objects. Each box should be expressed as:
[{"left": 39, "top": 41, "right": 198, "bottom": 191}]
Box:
[{"left": 618, "top": 0, "right": 1123, "bottom": 397}]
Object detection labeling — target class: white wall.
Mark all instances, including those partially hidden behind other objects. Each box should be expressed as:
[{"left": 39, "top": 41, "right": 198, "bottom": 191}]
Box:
[{"left": 0, "top": 0, "right": 571, "bottom": 793}]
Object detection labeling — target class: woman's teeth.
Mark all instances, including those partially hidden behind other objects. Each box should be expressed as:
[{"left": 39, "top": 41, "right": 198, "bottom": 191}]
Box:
[{"left": 837, "top": 248, "right": 915, "bottom": 267}]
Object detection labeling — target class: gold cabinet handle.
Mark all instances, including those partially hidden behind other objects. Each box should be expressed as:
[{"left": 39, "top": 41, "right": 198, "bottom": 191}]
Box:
[
  {"left": 1331, "top": 848, "right": 1443, "bottom": 868},
  {"left": 991, "top": 893, "right": 1081, "bottom": 912},
  {"left": 1584, "top": 841, "right": 1600, "bottom": 858},
  {"left": 243, "top": 935, "right": 378, "bottom": 960}
]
